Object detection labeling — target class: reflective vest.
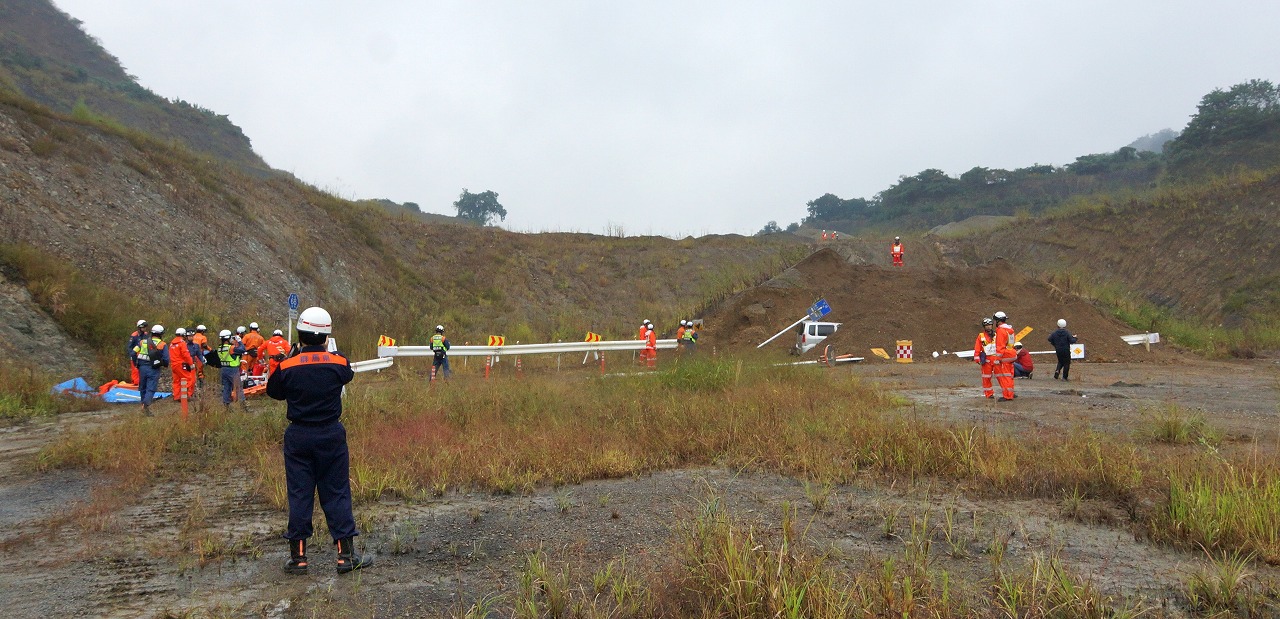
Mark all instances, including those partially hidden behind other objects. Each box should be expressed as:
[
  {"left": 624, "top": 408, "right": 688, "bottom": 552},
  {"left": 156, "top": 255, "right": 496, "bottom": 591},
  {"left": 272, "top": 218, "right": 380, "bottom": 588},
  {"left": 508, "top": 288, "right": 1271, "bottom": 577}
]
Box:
[
  {"left": 133, "top": 336, "right": 166, "bottom": 367},
  {"left": 681, "top": 328, "right": 696, "bottom": 342},
  {"left": 431, "top": 334, "right": 447, "bottom": 353},
  {"left": 892, "top": 243, "right": 903, "bottom": 256},
  {"left": 974, "top": 331, "right": 996, "bottom": 362},
  {"left": 218, "top": 342, "right": 241, "bottom": 366}
]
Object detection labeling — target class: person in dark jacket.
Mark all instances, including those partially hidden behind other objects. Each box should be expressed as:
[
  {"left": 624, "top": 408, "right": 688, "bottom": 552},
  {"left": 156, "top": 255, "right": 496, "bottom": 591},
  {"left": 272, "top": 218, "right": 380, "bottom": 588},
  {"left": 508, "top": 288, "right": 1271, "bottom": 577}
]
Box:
[
  {"left": 267, "top": 306, "right": 372, "bottom": 575},
  {"left": 1047, "top": 319, "right": 1079, "bottom": 381}
]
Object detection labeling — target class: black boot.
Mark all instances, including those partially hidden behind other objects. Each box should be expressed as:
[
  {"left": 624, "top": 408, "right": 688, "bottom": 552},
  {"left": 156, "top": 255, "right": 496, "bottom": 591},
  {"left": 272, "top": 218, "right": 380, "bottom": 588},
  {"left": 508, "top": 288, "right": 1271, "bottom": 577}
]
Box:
[
  {"left": 285, "top": 539, "right": 308, "bottom": 574},
  {"left": 335, "top": 537, "right": 373, "bottom": 574}
]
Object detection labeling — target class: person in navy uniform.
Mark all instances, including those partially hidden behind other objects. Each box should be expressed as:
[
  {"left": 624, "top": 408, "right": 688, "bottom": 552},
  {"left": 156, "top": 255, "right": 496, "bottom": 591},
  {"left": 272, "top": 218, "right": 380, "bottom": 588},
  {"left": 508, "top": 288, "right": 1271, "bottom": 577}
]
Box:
[{"left": 267, "top": 306, "right": 372, "bottom": 575}]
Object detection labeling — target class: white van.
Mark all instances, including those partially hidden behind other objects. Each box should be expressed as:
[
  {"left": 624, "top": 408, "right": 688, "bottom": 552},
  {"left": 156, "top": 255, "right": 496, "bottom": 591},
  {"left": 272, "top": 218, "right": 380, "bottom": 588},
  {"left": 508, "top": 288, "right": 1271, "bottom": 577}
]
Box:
[{"left": 793, "top": 320, "right": 841, "bottom": 354}]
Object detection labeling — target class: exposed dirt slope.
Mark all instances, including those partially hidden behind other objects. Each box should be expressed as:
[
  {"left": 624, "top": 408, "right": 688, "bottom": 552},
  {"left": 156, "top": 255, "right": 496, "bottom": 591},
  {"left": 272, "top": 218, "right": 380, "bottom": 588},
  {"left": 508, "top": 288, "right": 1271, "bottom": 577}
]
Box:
[
  {"left": 943, "top": 171, "right": 1280, "bottom": 326},
  {"left": 703, "top": 248, "right": 1162, "bottom": 362}
]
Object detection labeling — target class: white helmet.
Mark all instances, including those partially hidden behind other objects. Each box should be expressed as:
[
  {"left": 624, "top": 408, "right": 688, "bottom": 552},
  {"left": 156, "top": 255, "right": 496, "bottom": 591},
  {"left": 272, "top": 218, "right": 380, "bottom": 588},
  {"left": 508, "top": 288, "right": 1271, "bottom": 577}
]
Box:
[
  {"left": 643, "top": 319, "right": 650, "bottom": 324},
  {"left": 435, "top": 324, "right": 444, "bottom": 333},
  {"left": 646, "top": 324, "right": 653, "bottom": 331},
  {"left": 273, "top": 329, "right": 283, "bottom": 336},
  {"left": 137, "top": 319, "right": 147, "bottom": 327},
  {"left": 298, "top": 306, "right": 333, "bottom": 334},
  {"left": 994, "top": 311, "right": 1007, "bottom": 321},
  {"left": 895, "top": 236, "right": 900, "bottom": 241},
  {"left": 680, "top": 320, "right": 687, "bottom": 327},
  {"left": 151, "top": 324, "right": 165, "bottom": 334},
  {"left": 174, "top": 327, "right": 187, "bottom": 336},
  {"left": 1057, "top": 319, "right": 1067, "bottom": 328},
  {"left": 196, "top": 324, "right": 207, "bottom": 332},
  {"left": 249, "top": 322, "right": 259, "bottom": 330},
  {"left": 219, "top": 329, "right": 232, "bottom": 339},
  {"left": 236, "top": 326, "right": 246, "bottom": 334},
  {"left": 1014, "top": 341, "right": 1023, "bottom": 349}
]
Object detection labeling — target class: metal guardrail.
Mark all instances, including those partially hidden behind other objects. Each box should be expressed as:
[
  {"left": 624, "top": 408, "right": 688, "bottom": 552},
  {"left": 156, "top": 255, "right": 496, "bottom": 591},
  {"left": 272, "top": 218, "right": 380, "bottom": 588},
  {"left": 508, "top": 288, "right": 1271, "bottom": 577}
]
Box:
[
  {"left": 351, "top": 356, "right": 395, "bottom": 373},
  {"left": 377, "top": 339, "right": 679, "bottom": 358}
]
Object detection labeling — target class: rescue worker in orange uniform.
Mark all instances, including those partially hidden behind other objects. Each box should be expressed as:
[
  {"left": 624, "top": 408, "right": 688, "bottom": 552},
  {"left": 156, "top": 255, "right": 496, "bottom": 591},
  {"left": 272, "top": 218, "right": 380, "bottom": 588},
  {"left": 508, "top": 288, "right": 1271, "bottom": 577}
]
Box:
[
  {"left": 675, "top": 320, "right": 688, "bottom": 352},
  {"left": 262, "top": 329, "right": 291, "bottom": 377},
  {"left": 973, "top": 317, "right": 997, "bottom": 399},
  {"left": 127, "top": 319, "right": 148, "bottom": 385},
  {"left": 637, "top": 319, "right": 651, "bottom": 363},
  {"left": 643, "top": 323, "right": 657, "bottom": 368},
  {"left": 191, "top": 325, "right": 211, "bottom": 391},
  {"left": 992, "top": 311, "right": 1017, "bottom": 401},
  {"left": 169, "top": 327, "right": 196, "bottom": 407},
  {"left": 242, "top": 322, "right": 267, "bottom": 380},
  {"left": 891, "top": 237, "right": 904, "bottom": 267}
]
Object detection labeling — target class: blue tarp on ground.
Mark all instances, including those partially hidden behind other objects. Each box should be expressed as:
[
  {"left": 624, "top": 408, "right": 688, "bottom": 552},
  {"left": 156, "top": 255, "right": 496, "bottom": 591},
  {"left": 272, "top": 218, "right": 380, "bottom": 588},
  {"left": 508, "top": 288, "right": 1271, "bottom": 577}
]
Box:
[
  {"left": 51, "top": 377, "right": 96, "bottom": 398},
  {"left": 100, "top": 387, "right": 171, "bottom": 404}
]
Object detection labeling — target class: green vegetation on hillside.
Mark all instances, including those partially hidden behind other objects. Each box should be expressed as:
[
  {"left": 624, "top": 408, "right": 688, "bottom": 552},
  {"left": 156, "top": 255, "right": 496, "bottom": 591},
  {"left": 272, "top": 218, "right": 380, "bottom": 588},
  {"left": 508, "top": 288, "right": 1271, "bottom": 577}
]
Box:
[
  {"left": 781, "top": 79, "right": 1280, "bottom": 236},
  {"left": 0, "top": 0, "right": 265, "bottom": 168}
]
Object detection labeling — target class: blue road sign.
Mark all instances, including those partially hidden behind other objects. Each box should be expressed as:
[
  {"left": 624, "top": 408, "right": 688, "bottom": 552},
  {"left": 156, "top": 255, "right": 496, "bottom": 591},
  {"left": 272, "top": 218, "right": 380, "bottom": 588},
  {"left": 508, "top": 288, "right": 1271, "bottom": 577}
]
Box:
[
  {"left": 288, "top": 293, "right": 299, "bottom": 310},
  {"left": 808, "top": 298, "right": 831, "bottom": 320}
]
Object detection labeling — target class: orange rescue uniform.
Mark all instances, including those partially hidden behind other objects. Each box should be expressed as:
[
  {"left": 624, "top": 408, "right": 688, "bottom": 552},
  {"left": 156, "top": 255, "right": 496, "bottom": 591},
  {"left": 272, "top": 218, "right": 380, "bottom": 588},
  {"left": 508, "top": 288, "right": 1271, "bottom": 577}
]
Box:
[
  {"left": 261, "top": 335, "right": 291, "bottom": 377},
  {"left": 973, "top": 330, "right": 997, "bottom": 399},
  {"left": 644, "top": 328, "right": 657, "bottom": 367},
  {"left": 891, "top": 242, "right": 904, "bottom": 266},
  {"left": 993, "top": 322, "right": 1017, "bottom": 400},
  {"left": 169, "top": 336, "right": 196, "bottom": 402},
  {"left": 241, "top": 330, "right": 266, "bottom": 375}
]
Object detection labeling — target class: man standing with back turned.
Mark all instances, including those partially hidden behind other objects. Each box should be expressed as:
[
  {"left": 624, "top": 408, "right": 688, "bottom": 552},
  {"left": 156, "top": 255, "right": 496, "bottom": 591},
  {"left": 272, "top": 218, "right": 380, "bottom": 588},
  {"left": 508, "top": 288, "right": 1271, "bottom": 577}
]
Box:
[{"left": 267, "top": 306, "right": 372, "bottom": 575}]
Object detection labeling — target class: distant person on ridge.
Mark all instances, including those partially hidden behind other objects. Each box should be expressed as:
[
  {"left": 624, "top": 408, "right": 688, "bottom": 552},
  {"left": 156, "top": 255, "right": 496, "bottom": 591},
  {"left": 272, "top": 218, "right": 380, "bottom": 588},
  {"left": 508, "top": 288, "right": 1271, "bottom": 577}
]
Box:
[
  {"left": 1048, "top": 319, "right": 1079, "bottom": 381},
  {"left": 973, "top": 317, "right": 997, "bottom": 399},
  {"left": 1012, "top": 341, "right": 1034, "bottom": 379},
  {"left": 891, "top": 237, "right": 904, "bottom": 267}
]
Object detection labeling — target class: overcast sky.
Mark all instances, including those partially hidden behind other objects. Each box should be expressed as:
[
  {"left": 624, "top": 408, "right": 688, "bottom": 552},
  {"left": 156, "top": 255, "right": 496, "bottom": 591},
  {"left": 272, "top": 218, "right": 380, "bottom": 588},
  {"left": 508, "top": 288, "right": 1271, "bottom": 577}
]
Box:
[{"left": 54, "top": 1, "right": 1280, "bottom": 237}]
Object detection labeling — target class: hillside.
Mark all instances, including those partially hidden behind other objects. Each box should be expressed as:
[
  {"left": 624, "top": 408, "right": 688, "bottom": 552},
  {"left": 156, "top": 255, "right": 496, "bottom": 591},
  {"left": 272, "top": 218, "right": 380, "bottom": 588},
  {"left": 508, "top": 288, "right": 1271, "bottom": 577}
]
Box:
[
  {"left": 0, "top": 0, "right": 268, "bottom": 171},
  {"left": 937, "top": 170, "right": 1280, "bottom": 342},
  {"left": 0, "top": 96, "right": 809, "bottom": 377}
]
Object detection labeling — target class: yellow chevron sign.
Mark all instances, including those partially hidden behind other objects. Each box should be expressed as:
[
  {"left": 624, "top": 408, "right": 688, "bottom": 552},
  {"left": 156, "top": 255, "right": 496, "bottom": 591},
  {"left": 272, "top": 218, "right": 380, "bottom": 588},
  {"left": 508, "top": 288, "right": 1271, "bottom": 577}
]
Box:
[
  {"left": 377, "top": 335, "right": 396, "bottom": 347},
  {"left": 488, "top": 335, "right": 505, "bottom": 346},
  {"left": 1015, "top": 326, "right": 1033, "bottom": 342},
  {"left": 584, "top": 332, "right": 602, "bottom": 342}
]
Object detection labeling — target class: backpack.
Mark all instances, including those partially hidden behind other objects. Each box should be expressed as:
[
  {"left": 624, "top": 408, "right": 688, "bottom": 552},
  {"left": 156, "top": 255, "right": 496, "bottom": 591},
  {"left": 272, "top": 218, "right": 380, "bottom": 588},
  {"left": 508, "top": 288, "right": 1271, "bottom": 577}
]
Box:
[{"left": 148, "top": 338, "right": 169, "bottom": 368}]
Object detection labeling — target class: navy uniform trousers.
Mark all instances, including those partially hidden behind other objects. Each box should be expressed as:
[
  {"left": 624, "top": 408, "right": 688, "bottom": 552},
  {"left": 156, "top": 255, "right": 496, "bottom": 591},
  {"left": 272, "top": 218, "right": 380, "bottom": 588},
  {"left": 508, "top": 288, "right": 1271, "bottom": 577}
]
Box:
[{"left": 284, "top": 421, "right": 357, "bottom": 541}]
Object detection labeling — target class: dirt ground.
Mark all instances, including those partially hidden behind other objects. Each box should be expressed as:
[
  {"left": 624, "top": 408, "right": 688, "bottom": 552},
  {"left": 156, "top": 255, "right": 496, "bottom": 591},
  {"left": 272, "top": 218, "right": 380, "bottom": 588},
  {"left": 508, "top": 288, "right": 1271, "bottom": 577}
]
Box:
[{"left": 0, "top": 352, "right": 1276, "bottom": 618}]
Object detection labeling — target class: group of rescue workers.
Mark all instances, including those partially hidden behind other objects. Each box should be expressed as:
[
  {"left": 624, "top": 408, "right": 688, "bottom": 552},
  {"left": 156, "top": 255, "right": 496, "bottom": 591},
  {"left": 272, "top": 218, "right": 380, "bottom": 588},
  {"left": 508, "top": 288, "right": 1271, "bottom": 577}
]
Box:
[
  {"left": 131, "top": 308, "right": 373, "bottom": 575},
  {"left": 973, "top": 313, "right": 1079, "bottom": 401},
  {"left": 636, "top": 318, "right": 699, "bottom": 367},
  {"left": 126, "top": 319, "right": 292, "bottom": 415}
]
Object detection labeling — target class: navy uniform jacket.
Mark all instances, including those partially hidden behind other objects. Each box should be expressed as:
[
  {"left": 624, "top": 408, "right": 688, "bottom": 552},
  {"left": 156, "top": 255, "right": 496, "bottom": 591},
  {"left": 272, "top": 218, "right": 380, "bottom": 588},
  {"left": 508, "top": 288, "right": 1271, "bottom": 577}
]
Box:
[
  {"left": 1047, "top": 328, "right": 1078, "bottom": 353},
  {"left": 266, "top": 345, "right": 354, "bottom": 425}
]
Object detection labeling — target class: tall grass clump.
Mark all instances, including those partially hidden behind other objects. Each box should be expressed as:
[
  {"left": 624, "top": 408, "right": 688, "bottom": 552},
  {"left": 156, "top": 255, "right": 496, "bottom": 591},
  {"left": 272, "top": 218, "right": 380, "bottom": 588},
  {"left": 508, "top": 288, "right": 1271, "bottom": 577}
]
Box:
[
  {"left": 0, "top": 242, "right": 148, "bottom": 376},
  {"left": 1163, "top": 455, "right": 1280, "bottom": 563},
  {"left": 256, "top": 361, "right": 1150, "bottom": 507},
  {"left": 0, "top": 360, "right": 102, "bottom": 422}
]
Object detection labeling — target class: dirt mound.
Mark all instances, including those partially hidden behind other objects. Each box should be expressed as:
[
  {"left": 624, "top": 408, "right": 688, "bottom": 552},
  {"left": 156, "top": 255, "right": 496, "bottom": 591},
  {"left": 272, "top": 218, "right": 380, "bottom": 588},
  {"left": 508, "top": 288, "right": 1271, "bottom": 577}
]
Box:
[{"left": 702, "top": 248, "right": 1167, "bottom": 363}]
